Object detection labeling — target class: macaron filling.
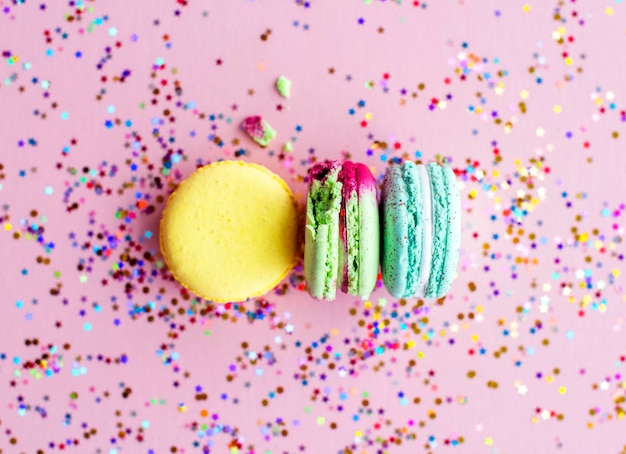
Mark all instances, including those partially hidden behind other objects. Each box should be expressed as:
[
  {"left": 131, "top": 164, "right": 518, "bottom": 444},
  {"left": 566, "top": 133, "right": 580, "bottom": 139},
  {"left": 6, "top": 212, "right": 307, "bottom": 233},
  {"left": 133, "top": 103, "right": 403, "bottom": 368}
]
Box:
[{"left": 424, "top": 163, "right": 449, "bottom": 299}]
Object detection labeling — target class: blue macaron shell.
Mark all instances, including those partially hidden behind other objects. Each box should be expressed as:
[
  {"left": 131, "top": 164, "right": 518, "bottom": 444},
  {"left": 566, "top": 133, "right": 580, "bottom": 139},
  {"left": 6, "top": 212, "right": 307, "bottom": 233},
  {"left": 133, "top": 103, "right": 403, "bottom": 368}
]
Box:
[
  {"left": 381, "top": 165, "right": 410, "bottom": 298},
  {"left": 381, "top": 162, "right": 424, "bottom": 299}
]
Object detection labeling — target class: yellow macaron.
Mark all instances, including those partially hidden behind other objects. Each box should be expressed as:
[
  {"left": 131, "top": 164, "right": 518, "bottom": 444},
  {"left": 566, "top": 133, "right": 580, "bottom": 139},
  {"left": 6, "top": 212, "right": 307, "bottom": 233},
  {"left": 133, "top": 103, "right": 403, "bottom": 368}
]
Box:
[{"left": 160, "top": 160, "right": 299, "bottom": 302}]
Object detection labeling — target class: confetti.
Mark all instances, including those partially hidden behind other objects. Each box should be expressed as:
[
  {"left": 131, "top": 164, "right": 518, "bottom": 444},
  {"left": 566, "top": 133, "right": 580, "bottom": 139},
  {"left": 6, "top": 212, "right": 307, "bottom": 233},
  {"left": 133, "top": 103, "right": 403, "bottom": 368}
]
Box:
[{"left": 0, "top": 1, "right": 624, "bottom": 453}]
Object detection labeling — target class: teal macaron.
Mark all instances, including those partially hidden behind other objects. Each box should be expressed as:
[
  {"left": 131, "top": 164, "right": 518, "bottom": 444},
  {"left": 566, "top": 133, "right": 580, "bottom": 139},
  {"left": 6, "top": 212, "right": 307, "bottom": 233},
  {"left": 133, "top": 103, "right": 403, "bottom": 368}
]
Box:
[{"left": 381, "top": 161, "right": 461, "bottom": 299}]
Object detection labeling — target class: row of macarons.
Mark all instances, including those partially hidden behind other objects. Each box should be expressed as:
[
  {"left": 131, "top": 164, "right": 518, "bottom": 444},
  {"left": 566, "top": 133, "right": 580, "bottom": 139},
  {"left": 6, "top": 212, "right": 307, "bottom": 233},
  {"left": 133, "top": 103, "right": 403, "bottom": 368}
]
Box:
[{"left": 305, "top": 160, "right": 461, "bottom": 301}]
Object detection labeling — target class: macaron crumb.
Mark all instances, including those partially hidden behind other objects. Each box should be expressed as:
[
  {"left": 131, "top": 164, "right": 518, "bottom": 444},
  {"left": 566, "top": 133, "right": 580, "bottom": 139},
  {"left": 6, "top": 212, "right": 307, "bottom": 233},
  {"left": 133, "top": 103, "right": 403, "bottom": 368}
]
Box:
[
  {"left": 283, "top": 141, "right": 293, "bottom": 153},
  {"left": 276, "top": 76, "right": 291, "bottom": 98},
  {"left": 241, "top": 115, "right": 277, "bottom": 147}
]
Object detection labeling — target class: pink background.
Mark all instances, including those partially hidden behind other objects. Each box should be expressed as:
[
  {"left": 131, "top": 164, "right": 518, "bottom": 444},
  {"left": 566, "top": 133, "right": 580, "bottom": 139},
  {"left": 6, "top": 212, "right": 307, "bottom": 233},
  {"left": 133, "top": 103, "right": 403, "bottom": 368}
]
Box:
[{"left": 1, "top": 1, "right": 626, "bottom": 453}]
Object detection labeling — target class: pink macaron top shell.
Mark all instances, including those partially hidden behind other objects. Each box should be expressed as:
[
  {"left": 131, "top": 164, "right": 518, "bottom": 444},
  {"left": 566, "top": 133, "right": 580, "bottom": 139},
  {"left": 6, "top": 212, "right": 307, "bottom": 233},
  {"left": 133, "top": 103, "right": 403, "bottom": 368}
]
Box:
[{"left": 339, "top": 161, "right": 377, "bottom": 200}]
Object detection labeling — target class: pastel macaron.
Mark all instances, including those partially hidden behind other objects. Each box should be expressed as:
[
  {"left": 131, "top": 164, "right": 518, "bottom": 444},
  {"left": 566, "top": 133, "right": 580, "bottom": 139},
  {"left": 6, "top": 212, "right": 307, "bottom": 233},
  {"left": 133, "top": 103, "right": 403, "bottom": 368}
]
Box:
[
  {"left": 160, "top": 160, "right": 299, "bottom": 302},
  {"left": 304, "top": 160, "right": 380, "bottom": 301},
  {"left": 381, "top": 161, "right": 461, "bottom": 299}
]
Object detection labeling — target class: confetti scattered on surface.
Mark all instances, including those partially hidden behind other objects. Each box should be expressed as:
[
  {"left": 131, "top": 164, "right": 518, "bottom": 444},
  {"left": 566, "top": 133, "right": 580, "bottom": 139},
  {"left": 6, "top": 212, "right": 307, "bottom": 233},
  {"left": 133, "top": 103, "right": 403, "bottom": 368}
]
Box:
[{"left": 1, "top": 1, "right": 626, "bottom": 453}]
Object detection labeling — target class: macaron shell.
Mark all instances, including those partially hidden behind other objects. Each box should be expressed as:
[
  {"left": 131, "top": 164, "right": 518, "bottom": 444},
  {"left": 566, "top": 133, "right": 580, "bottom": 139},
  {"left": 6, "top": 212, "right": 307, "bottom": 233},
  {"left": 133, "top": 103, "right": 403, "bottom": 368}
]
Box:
[
  {"left": 424, "top": 162, "right": 449, "bottom": 299},
  {"left": 304, "top": 210, "right": 333, "bottom": 299},
  {"left": 355, "top": 165, "right": 379, "bottom": 298},
  {"left": 381, "top": 165, "right": 411, "bottom": 298},
  {"left": 304, "top": 163, "right": 342, "bottom": 300},
  {"left": 414, "top": 164, "right": 433, "bottom": 298},
  {"left": 436, "top": 165, "right": 461, "bottom": 298}
]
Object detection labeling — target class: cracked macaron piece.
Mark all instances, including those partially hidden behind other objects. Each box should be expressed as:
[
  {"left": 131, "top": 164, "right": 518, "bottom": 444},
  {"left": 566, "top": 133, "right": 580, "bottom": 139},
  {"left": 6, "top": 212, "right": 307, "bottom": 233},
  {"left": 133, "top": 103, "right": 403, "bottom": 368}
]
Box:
[
  {"left": 276, "top": 76, "right": 291, "bottom": 98},
  {"left": 381, "top": 161, "right": 461, "bottom": 299},
  {"left": 304, "top": 160, "right": 380, "bottom": 301},
  {"left": 241, "top": 115, "right": 276, "bottom": 147}
]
